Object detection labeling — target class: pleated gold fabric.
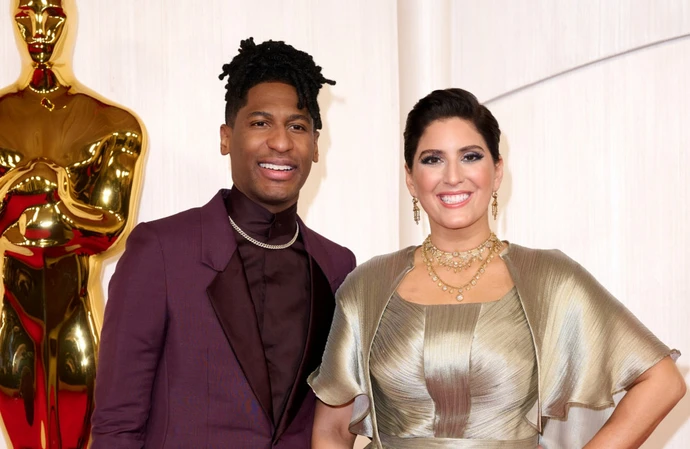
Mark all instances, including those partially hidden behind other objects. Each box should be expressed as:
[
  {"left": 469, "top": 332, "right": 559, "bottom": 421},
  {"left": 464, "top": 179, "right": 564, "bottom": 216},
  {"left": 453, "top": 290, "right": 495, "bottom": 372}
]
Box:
[
  {"left": 377, "top": 434, "right": 539, "bottom": 449},
  {"left": 308, "top": 243, "right": 675, "bottom": 448},
  {"left": 369, "top": 290, "right": 538, "bottom": 443}
]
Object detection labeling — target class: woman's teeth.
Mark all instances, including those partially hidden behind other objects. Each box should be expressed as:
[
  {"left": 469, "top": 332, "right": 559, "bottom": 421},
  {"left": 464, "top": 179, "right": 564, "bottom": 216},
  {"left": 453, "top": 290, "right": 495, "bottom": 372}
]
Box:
[{"left": 440, "top": 193, "right": 470, "bottom": 204}]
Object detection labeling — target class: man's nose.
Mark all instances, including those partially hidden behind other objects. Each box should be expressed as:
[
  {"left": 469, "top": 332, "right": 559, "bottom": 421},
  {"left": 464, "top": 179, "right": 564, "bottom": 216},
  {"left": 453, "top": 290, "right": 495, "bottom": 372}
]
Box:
[{"left": 266, "top": 128, "right": 292, "bottom": 153}]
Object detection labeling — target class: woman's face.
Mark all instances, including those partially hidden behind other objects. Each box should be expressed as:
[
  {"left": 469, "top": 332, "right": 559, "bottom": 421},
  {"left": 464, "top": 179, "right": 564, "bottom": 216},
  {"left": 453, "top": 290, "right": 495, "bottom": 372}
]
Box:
[{"left": 406, "top": 117, "right": 503, "bottom": 233}]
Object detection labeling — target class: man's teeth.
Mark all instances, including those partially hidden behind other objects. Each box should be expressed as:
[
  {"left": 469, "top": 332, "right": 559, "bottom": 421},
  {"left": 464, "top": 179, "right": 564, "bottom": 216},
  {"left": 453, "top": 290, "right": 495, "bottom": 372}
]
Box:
[
  {"left": 440, "top": 193, "right": 470, "bottom": 204},
  {"left": 259, "top": 163, "right": 294, "bottom": 171}
]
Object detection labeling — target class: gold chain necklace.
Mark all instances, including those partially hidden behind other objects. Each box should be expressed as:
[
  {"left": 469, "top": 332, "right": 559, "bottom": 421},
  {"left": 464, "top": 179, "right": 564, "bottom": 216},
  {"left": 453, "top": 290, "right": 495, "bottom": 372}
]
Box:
[
  {"left": 421, "top": 233, "right": 502, "bottom": 301},
  {"left": 229, "top": 216, "right": 299, "bottom": 250},
  {"left": 422, "top": 233, "right": 497, "bottom": 272}
]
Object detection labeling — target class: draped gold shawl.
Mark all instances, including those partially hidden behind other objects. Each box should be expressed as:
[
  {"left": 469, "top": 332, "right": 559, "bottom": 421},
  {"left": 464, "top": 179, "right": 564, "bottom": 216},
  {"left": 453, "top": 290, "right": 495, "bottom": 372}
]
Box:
[{"left": 308, "top": 243, "right": 675, "bottom": 448}]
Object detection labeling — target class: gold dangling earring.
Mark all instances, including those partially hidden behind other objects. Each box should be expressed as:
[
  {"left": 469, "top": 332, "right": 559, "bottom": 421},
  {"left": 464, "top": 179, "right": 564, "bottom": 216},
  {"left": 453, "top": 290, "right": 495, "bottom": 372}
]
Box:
[
  {"left": 412, "top": 197, "right": 420, "bottom": 225},
  {"left": 491, "top": 192, "right": 498, "bottom": 220}
]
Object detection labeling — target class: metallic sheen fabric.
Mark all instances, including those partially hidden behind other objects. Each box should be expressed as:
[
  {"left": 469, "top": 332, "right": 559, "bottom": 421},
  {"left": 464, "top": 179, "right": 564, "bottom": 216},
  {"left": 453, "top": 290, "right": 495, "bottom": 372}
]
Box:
[
  {"left": 308, "top": 244, "right": 673, "bottom": 448},
  {"left": 378, "top": 434, "right": 539, "bottom": 449},
  {"left": 0, "top": 1, "right": 147, "bottom": 447},
  {"left": 369, "top": 290, "right": 538, "bottom": 443}
]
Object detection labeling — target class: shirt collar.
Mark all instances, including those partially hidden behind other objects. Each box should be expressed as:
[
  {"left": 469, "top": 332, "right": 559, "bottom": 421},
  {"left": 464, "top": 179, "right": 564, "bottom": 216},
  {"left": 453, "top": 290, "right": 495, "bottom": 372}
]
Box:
[{"left": 224, "top": 186, "right": 298, "bottom": 243}]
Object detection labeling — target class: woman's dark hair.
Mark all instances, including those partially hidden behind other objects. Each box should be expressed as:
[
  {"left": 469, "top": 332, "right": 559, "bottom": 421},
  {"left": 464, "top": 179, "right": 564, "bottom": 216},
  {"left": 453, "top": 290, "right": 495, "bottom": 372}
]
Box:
[
  {"left": 403, "top": 88, "right": 500, "bottom": 168},
  {"left": 219, "top": 37, "right": 335, "bottom": 130}
]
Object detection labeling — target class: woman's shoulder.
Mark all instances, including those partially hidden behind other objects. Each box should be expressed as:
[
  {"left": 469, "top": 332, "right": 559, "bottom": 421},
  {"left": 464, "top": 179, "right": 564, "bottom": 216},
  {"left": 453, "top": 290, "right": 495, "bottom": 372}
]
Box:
[
  {"left": 336, "top": 246, "right": 416, "bottom": 299},
  {"left": 361, "top": 245, "right": 416, "bottom": 269},
  {"left": 504, "top": 242, "right": 581, "bottom": 272},
  {"left": 347, "top": 246, "right": 415, "bottom": 282},
  {"left": 506, "top": 242, "right": 612, "bottom": 305}
]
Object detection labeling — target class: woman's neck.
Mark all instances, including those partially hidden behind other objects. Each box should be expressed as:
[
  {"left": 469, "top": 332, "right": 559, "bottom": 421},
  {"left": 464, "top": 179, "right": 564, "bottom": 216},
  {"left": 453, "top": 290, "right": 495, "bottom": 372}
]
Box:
[{"left": 427, "top": 219, "right": 494, "bottom": 252}]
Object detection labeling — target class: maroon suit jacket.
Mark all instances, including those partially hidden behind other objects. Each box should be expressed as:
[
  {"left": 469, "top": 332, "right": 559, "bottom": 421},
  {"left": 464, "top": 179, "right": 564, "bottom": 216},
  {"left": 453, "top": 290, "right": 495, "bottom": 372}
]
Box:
[{"left": 91, "top": 190, "right": 356, "bottom": 448}]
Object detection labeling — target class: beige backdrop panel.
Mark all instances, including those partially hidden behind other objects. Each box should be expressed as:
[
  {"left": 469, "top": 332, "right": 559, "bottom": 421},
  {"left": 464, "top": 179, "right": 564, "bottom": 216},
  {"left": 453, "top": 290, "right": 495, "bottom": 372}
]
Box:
[
  {"left": 403, "top": 1, "right": 689, "bottom": 447},
  {"left": 0, "top": 1, "right": 399, "bottom": 449},
  {"left": 1, "top": 1, "right": 688, "bottom": 448}
]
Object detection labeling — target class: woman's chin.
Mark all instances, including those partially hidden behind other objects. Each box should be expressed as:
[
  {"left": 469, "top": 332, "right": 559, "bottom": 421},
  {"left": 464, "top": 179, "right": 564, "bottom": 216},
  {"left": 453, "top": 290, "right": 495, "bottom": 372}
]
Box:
[{"left": 427, "top": 213, "right": 488, "bottom": 232}]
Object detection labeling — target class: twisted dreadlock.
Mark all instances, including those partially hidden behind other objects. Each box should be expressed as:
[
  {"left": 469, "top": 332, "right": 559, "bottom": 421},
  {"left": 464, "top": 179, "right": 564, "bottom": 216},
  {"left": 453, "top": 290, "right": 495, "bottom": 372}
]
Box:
[{"left": 218, "top": 37, "right": 335, "bottom": 130}]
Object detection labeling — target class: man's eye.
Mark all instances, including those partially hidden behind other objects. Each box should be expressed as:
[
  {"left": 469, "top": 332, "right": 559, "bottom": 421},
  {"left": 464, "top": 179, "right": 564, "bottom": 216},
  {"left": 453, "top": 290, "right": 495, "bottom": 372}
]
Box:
[
  {"left": 290, "top": 124, "right": 307, "bottom": 131},
  {"left": 251, "top": 121, "right": 268, "bottom": 127}
]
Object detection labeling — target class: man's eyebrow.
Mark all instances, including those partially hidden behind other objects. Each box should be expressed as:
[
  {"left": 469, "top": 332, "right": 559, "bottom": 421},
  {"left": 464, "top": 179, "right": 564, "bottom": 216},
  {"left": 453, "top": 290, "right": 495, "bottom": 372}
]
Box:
[
  {"left": 287, "top": 113, "right": 311, "bottom": 122},
  {"left": 246, "top": 112, "right": 311, "bottom": 124},
  {"left": 247, "top": 111, "right": 273, "bottom": 119}
]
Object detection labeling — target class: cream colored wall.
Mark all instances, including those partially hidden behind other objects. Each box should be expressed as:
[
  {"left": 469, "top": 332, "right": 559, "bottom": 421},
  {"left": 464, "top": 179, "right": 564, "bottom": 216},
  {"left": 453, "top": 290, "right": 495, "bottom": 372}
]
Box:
[
  {"left": 1, "top": 1, "right": 687, "bottom": 448},
  {"left": 398, "top": 1, "right": 690, "bottom": 448}
]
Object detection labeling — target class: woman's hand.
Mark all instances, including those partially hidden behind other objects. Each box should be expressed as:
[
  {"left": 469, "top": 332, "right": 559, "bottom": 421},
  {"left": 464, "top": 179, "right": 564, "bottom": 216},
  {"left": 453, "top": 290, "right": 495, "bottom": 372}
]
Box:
[{"left": 312, "top": 399, "right": 357, "bottom": 449}]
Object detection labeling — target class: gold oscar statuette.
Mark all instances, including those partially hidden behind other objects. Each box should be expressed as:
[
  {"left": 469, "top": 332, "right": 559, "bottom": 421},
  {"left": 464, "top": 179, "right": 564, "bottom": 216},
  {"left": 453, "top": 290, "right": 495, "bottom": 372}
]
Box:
[{"left": 0, "top": 0, "right": 147, "bottom": 447}]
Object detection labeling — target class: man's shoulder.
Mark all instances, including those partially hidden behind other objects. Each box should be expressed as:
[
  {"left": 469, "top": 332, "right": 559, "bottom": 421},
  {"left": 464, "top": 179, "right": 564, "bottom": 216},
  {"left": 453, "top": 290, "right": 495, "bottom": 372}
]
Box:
[
  {"left": 299, "top": 222, "right": 356, "bottom": 288},
  {"left": 137, "top": 206, "right": 202, "bottom": 237},
  {"left": 135, "top": 192, "right": 225, "bottom": 239},
  {"left": 302, "top": 224, "right": 352, "bottom": 258}
]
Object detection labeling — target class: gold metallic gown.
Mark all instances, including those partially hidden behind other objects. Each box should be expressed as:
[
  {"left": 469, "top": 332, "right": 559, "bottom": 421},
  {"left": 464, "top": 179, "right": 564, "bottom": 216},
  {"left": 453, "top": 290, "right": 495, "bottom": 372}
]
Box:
[
  {"left": 370, "top": 289, "right": 538, "bottom": 448},
  {"left": 308, "top": 244, "right": 675, "bottom": 449}
]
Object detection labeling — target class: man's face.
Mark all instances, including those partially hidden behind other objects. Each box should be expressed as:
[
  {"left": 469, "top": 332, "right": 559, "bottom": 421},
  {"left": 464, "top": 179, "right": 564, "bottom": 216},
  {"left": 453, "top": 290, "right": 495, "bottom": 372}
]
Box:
[
  {"left": 14, "top": 0, "right": 67, "bottom": 64},
  {"left": 220, "top": 82, "right": 320, "bottom": 213}
]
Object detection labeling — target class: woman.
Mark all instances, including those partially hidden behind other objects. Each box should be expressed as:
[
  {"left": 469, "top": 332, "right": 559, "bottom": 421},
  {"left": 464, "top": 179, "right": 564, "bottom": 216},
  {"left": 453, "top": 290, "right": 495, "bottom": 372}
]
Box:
[{"left": 308, "top": 88, "right": 685, "bottom": 448}]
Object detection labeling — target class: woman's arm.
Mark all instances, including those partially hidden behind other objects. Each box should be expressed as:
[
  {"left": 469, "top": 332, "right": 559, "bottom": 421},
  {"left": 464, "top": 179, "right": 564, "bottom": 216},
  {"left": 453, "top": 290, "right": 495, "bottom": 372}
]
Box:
[
  {"left": 312, "top": 399, "right": 357, "bottom": 449},
  {"left": 584, "top": 356, "right": 686, "bottom": 448}
]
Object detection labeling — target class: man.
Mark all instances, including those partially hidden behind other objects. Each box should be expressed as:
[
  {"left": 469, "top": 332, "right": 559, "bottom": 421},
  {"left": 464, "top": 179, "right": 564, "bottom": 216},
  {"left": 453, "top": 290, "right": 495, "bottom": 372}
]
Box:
[{"left": 91, "top": 38, "right": 356, "bottom": 448}]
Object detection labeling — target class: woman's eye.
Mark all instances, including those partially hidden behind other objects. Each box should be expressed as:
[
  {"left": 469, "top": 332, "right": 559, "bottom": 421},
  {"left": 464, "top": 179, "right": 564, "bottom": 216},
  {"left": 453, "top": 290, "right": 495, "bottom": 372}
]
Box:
[
  {"left": 463, "top": 152, "right": 484, "bottom": 162},
  {"left": 420, "top": 156, "right": 442, "bottom": 165}
]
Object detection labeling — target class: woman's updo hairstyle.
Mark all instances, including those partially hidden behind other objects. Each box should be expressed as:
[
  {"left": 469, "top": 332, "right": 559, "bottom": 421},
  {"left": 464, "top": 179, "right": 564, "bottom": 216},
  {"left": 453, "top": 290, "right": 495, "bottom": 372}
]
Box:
[{"left": 403, "top": 88, "right": 501, "bottom": 169}]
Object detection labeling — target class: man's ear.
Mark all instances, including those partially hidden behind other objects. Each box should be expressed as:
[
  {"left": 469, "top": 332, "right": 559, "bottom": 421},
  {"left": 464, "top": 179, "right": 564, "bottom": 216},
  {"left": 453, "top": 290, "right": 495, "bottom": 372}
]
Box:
[
  {"left": 220, "top": 124, "right": 232, "bottom": 156},
  {"left": 312, "top": 131, "right": 320, "bottom": 163}
]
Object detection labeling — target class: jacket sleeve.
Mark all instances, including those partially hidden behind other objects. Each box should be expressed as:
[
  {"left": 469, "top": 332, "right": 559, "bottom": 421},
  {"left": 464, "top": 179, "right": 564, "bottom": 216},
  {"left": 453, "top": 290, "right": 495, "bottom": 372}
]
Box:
[{"left": 91, "top": 222, "right": 168, "bottom": 449}]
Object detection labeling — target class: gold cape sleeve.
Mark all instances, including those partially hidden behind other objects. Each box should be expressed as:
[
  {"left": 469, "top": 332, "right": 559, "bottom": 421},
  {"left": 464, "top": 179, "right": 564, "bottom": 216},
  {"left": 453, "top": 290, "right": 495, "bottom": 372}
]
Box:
[
  {"left": 504, "top": 245, "right": 676, "bottom": 446},
  {"left": 308, "top": 264, "right": 374, "bottom": 437}
]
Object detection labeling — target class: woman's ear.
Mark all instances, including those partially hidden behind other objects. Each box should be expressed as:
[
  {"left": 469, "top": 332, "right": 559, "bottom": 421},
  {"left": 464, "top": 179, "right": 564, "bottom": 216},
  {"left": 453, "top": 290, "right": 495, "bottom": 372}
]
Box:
[
  {"left": 493, "top": 156, "right": 504, "bottom": 192},
  {"left": 405, "top": 164, "right": 417, "bottom": 198}
]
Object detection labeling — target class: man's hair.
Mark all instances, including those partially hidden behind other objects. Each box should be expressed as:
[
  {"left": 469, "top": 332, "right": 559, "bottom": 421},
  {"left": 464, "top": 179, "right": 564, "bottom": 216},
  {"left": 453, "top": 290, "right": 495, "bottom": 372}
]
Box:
[{"left": 218, "top": 37, "right": 335, "bottom": 130}]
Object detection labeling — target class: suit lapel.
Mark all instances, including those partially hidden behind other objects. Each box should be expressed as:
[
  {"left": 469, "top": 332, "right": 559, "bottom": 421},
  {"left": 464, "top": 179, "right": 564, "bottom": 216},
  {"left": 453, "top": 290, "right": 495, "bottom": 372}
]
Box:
[
  {"left": 207, "top": 252, "right": 273, "bottom": 423},
  {"left": 273, "top": 256, "right": 335, "bottom": 442},
  {"left": 200, "top": 198, "right": 337, "bottom": 436},
  {"left": 199, "top": 190, "right": 273, "bottom": 424}
]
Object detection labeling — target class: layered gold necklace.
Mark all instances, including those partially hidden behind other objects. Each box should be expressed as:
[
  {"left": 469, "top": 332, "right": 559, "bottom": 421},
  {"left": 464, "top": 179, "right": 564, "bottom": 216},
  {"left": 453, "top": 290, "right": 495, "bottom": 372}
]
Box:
[{"left": 421, "top": 233, "right": 502, "bottom": 301}]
